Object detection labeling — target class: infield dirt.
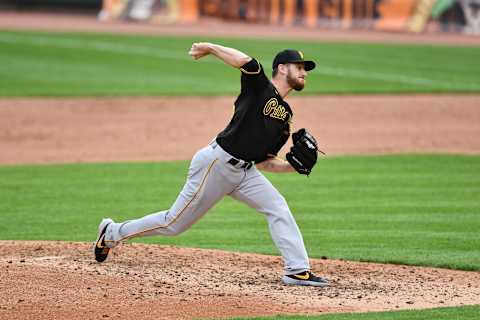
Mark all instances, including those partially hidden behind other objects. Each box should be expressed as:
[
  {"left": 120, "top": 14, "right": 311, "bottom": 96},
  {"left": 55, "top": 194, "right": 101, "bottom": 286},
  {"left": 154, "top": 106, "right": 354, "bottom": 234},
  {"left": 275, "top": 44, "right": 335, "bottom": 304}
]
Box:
[
  {"left": 1, "top": 241, "right": 480, "bottom": 320},
  {"left": 1, "top": 95, "right": 480, "bottom": 165}
]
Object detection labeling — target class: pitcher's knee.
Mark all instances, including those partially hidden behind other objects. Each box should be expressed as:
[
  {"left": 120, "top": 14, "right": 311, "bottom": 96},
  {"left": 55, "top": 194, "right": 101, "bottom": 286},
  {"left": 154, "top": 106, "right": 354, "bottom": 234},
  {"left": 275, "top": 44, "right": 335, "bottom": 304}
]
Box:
[
  {"left": 161, "top": 222, "right": 189, "bottom": 236},
  {"left": 165, "top": 226, "right": 183, "bottom": 236},
  {"left": 270, "top": 199, "right": 292, "bottom": 218}
]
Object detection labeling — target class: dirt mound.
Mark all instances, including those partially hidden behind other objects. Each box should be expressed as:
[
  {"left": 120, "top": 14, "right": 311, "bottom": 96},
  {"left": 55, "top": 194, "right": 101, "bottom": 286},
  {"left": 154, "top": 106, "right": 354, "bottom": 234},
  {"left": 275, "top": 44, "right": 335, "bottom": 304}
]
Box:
[{"left": 1, "top": 241, "right": 479, "bottom": 319}]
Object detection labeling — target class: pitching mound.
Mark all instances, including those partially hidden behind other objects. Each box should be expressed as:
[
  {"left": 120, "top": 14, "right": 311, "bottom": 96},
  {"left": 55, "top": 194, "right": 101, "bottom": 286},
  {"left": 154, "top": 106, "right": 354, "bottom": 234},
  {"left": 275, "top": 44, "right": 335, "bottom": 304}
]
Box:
[{"left": 1, "top": 241, "right": 479, "bottom": 319}]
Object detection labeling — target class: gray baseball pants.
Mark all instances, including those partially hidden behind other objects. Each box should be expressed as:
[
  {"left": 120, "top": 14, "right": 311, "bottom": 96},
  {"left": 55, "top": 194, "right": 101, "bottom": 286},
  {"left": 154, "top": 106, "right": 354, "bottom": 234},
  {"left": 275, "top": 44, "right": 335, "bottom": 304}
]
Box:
[{"left": 104, "top": 141, "right": 310, "bottom": 274}]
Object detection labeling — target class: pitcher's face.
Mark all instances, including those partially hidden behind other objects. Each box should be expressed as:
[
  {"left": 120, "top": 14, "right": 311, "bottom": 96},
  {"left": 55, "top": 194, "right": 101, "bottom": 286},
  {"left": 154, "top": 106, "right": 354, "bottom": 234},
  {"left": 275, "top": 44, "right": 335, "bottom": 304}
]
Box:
[{"left": 286, "top": 63, "right": 307, "bottom": 91}]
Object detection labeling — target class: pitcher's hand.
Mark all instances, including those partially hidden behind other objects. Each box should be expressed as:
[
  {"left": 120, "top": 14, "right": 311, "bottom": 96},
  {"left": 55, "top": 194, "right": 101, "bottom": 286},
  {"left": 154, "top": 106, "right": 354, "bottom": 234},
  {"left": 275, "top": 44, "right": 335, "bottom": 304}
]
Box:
[{"left": 189, "top": 42, "right": 211, "bottom": 60}]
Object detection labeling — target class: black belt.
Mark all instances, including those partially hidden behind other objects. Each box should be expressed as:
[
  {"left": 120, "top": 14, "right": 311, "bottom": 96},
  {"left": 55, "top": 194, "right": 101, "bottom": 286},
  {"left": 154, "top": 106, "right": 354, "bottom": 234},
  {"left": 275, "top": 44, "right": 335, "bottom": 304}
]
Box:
[{"left": 228, "top": 158, "right": 253, "bottom": 170}]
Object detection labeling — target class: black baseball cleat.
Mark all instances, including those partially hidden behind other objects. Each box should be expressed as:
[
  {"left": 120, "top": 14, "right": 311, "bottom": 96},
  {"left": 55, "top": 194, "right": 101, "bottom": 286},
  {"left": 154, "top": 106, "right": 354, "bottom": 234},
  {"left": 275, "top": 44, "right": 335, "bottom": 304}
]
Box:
[
  {"left": 93, "top": 218, "right": 113, "bottom": 262},
  {"left": 282, "top": 271, "right": 329, "bottom": 287}
]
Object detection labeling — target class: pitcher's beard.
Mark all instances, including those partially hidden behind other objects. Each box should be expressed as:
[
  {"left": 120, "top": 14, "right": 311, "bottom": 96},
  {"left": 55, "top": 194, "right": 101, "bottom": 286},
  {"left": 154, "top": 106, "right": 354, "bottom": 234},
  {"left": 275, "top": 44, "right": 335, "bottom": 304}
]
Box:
[{"left": 287, "top": 73, "right": 305, "bottom": 91}]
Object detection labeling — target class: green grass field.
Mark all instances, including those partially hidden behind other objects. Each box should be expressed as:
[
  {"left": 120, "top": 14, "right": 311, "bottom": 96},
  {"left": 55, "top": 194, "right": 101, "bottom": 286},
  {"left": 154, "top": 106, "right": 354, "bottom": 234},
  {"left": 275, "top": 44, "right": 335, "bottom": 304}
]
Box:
[
  {"left": 233, "top": 305, "right": 480, "bottom": 320},
  {"left": 1, "top": 155, "right": 479, "bottom": 271},
  {"left": 1, "top": 30, "right": 480, "bottom": 96},
  {"left": 1, "top": 30, "right": 479, "bottom": 319}
]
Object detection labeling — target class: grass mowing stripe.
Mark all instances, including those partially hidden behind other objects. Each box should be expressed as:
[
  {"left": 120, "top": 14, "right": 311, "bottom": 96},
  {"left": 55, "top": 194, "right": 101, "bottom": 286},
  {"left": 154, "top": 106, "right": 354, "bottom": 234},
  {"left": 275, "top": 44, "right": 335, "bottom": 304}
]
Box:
[
  {"left": 230, "top": 305, "right": 480, "bottom": 320},
  {"left": 1, "top": 31, "right": 480, "bottom": 95},
  {"left": 0, "top": 32, "right": 474, "bottom": 89},
  {"left": 314, "top": 65, "right": 479, "bottom": 89},
  {"left": 1, "top": 155, "right": 479, "bottom": 271},
  {"left": 0, "top": 32, "right": 195, "bottom": 62}
]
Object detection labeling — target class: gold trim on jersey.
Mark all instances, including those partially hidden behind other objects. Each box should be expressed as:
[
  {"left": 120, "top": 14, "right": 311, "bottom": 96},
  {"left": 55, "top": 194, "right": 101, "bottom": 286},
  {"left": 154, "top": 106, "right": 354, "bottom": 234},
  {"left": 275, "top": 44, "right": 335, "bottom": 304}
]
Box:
[
  {"left": 240, "top": 58, "right": 261, "bottom": 75},
  {"left": 263, "top": 97, "right": 290, "bottom": 121},
  {"left": 117, "top": 159, "right": 218, "bottom": 241}
]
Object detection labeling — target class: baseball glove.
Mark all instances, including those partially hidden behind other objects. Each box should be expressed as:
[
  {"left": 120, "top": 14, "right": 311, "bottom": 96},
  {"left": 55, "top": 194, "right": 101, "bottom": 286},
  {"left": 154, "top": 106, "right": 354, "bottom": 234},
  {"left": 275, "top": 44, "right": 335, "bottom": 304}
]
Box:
[{"left": 286, "top": 128, "right": 323, "bottom": 176}]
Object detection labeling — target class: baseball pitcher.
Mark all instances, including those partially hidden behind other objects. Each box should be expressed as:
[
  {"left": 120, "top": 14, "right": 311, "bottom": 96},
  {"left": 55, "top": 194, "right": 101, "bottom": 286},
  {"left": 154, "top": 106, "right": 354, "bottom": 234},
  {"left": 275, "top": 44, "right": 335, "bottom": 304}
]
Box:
[{"left": 94, "top": 42, "right": 328, "bottom": 287}]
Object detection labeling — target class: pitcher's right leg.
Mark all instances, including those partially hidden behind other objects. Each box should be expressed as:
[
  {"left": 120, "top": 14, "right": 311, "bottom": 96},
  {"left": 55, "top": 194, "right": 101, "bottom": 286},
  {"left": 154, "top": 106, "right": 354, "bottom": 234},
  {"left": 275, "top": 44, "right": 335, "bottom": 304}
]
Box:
[
  {"left": 113, "top": 156, "right": 220, "bottom": 241},
  {"left": 94, "top": 144, "right": 239, "bottom": 262}
]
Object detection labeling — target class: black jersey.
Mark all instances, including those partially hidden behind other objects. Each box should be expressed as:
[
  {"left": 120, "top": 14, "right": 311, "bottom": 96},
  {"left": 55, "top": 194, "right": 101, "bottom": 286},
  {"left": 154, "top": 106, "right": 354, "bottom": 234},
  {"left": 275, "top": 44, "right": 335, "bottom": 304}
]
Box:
[{"left": 216, "top": 59, "right": 292, "bottom": 163}]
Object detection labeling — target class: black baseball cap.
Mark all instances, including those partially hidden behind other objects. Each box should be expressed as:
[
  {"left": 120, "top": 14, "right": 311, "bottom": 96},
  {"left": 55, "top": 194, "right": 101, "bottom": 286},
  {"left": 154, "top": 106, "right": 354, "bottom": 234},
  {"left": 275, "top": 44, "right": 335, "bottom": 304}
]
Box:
[{"left": 272, "top": 49, "right": 316, "bottom": 71}]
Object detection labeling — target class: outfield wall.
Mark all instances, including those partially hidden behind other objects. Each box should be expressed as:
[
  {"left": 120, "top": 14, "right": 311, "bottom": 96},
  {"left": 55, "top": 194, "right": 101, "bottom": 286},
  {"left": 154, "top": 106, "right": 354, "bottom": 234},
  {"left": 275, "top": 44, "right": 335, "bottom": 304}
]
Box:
[
  {"left": 96, "top": 0, "right": 476, "bottom": 34},
  {"left": 2, "top": 0, "right": 478, "bottom": 34}
]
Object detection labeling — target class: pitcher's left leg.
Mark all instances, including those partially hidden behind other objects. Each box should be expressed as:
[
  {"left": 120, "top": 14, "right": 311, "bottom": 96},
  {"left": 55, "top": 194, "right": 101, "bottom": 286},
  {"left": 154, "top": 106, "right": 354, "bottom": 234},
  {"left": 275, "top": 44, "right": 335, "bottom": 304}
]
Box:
[{"left": 230, "top": 168, "right": 310, "bottom": 274}]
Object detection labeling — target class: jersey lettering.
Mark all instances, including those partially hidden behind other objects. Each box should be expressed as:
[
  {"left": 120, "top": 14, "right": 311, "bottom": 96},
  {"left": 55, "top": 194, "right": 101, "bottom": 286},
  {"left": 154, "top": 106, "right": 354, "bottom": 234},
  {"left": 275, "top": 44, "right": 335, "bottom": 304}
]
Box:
[
  {"left": 263, "top": 98, "right": 289, "bottom": 121},
  {"left": 217, "top": 59, "right": 294, "bottom": 162}
]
